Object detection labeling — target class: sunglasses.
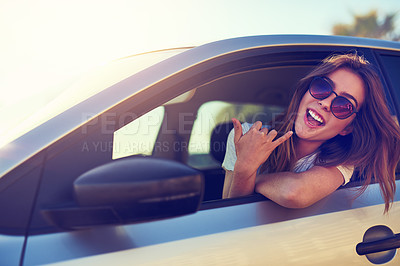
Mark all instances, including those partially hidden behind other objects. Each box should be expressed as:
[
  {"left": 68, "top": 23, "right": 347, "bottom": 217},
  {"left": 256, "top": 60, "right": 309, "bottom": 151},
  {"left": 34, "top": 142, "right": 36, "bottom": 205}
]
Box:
[{"left": 308, "top": 77, "right": 358, "bottom": 119}]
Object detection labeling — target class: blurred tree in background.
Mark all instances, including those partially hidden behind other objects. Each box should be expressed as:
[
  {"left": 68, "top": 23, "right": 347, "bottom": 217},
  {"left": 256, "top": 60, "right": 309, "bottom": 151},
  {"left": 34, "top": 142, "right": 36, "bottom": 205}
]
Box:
[{"left": 333, "top": 10, "right": 400, "bottom": 41}]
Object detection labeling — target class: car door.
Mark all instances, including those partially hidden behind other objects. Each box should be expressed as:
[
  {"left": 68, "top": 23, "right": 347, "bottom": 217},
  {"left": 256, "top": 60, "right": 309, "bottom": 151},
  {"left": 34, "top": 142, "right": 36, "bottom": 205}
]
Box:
[{"left": 46, "top": 189, "right": 400, "bottom": 265}]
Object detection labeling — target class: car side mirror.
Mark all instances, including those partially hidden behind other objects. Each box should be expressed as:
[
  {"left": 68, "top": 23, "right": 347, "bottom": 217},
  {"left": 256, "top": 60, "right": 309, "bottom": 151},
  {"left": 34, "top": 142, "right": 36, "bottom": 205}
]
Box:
[{"left": 43, "top": 157, "right": 204, "bottom": 230}]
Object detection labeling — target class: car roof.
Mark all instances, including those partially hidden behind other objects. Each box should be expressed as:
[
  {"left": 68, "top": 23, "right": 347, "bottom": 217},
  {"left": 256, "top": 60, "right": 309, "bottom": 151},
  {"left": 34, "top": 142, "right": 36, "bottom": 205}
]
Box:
[{"left": 1, "top": 34, "right": 399, "bottom": 178}]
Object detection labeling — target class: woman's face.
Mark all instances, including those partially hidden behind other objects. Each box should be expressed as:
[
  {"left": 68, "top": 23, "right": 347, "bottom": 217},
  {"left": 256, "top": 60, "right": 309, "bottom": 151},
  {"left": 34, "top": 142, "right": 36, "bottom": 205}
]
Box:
[{"left": 295, "top": 68, "right": 366, "bottom": 144}]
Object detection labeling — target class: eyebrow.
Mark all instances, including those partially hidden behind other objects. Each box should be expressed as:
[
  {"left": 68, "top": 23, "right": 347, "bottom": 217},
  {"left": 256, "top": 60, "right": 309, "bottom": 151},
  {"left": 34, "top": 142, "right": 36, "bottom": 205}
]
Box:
[{"left": 324, "top": 77, "right": 359, "bottom": 108}]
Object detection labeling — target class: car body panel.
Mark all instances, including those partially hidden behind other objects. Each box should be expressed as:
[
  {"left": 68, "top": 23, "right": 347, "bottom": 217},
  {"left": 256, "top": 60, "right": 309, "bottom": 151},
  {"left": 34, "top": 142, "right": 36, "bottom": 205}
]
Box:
[
  {"left": 0, "top": 235, "right": 25, "bottom": 266},
  {"left": 48, "top": 202, "right": 400, "bottom": 266},
  {"left": 23, "top": 180, "right": 400, "bottom": 265}
]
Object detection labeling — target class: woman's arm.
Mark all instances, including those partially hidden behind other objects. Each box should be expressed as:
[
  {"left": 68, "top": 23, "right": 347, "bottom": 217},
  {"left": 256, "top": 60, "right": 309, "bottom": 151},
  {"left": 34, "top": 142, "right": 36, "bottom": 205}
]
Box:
[
  {"left": 222, "top": 171, "right": 233, "bottom": 198},
  {"left": 223, "top": 118, "right": 292, "bottom": 198},
  {"left": 255, "top": 166, "right": 344, "bottom": 208},
  {"left": 223, "top": 167, "right": 257, "bottom": 198}
]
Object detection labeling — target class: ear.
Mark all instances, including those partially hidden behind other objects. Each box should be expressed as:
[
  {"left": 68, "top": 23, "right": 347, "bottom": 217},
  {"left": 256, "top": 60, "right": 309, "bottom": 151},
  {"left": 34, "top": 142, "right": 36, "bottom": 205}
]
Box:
[{"left": 339, "top": 124, "right": 353, "bottom": 136}]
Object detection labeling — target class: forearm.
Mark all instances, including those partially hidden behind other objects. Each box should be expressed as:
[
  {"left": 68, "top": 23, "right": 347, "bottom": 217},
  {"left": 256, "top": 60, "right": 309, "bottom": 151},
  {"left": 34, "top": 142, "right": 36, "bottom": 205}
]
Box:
[
  {"left": 229, "top": 171, "right": 257, "bottom": 198},
  {"left": 255, "top": 172, "right": 303, "bottom": 208},
  {"left": 222, "top": 119, "right": 294, "bottom": 199},
  {"left": 224, "top": 161, "right": 258, "bottom": 198},
  {"left": 255, "top": 166, "right": 344, "bottom": 208}
]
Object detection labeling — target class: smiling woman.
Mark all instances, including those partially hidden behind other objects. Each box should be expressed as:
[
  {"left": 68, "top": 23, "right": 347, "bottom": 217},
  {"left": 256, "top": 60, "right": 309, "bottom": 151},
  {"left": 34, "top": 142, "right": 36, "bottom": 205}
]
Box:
[{"left": 223, "top": 53, "right": 400, "bottom": 212}]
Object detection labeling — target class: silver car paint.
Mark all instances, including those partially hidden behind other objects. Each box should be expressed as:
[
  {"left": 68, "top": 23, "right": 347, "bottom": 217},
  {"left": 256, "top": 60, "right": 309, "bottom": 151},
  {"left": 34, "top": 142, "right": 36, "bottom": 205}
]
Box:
[
  {"left": 24, "top": 180, "right": 400, "bottom": 265},
  {"left": 48, "top": 203, "right": 400, "bottom": 265}
]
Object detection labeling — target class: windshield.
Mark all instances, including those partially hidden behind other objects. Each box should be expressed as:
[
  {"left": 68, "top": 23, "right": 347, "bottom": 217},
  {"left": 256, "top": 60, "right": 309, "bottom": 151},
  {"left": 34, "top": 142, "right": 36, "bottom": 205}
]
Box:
[{"left": 0, "top": 48, "right": 190, "bottom": 148}]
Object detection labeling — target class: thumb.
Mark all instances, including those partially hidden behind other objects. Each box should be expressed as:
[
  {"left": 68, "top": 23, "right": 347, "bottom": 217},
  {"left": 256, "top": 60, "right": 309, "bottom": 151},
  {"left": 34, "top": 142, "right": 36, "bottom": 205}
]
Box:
[{"left": 232, "top": 118, "right": 242, "bottom": 144}]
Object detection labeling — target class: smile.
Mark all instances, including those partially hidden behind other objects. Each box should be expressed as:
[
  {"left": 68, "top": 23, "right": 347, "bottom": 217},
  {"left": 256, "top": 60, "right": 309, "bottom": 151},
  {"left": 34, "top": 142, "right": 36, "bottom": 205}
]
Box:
[{"left": 305, "top": 109, "right": 325, "bottom": 127}]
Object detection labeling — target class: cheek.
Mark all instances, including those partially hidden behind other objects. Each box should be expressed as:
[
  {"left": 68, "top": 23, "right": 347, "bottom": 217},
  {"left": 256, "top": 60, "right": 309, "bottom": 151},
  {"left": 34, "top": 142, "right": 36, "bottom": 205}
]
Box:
[
  {"left": 299, "top": 93, "right": 311, "bottom": 107},
  {"left": 332, "top": 114, "right": 353, "bottom": 127},
  {"left": 294, "top": 96, "right": 308, "bottom": 127},
  {"left": 294, "top": 119, "right": 304, "bottom": 135},
  {"left": 298, "top": 92, "right": 317, "bottom": 114},
  {"left": 296, "top": 94, "right": 312, "bottom": 117},
  {"left": 326, "top": 118, "right": 353, "bottom": 136}
]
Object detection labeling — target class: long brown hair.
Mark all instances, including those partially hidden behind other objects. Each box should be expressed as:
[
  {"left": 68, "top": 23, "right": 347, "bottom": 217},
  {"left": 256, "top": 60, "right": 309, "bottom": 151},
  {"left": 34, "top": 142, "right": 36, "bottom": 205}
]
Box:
[{"left": 263, "top": 53, "right": 400, "bottom": 212}]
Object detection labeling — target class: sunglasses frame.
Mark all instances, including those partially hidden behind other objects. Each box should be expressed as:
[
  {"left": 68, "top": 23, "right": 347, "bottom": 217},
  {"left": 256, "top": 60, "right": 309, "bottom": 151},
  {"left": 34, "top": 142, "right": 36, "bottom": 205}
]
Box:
[{"left": 308, "top": 77, "right": 358, "bottom": 120}]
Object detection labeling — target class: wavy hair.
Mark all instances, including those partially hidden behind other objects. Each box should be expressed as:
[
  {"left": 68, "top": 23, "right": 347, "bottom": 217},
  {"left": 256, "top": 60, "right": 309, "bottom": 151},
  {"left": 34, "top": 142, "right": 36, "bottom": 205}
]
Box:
[{"left": 262, "top": 53, "right": 400, "bottom": 212}]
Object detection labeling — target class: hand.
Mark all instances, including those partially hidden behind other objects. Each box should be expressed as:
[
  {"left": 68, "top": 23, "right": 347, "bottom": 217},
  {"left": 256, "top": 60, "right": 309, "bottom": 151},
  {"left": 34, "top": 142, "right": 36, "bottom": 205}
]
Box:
[{"left": 232, "top": 118, "right": 293, "bottom": 175}]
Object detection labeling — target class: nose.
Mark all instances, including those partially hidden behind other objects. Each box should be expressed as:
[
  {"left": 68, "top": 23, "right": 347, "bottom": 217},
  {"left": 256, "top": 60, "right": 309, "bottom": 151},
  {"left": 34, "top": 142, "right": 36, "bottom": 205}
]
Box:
[{"left": 318, "top": 94, "right": 335, "bottom": 112}]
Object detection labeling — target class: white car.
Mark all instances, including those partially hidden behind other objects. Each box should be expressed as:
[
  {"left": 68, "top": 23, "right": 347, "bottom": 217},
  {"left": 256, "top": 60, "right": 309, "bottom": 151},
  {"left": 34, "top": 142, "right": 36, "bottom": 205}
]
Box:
[{"left": 1, "top": 35, "right": 399, "bottom": 265}]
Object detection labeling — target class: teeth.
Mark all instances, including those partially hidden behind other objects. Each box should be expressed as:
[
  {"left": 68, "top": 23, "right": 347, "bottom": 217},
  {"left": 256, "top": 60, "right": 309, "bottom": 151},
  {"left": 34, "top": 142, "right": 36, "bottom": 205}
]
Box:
[{"left": 308, "top": 110, "right": 323, "bottom": 123}]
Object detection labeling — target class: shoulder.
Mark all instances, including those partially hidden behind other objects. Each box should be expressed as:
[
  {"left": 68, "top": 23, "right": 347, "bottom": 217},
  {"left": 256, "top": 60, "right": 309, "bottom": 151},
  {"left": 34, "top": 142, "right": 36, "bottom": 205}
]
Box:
[
  {"left": 294, "top": 153, "right": 318, "bottom": 172},
  {"left": 336, "top": 165, "right": 354, "bottom": 185}
]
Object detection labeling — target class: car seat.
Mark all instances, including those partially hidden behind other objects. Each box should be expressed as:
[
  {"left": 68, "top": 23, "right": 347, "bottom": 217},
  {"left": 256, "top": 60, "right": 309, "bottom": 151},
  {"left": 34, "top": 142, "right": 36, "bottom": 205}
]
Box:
[{"left": 201, "top": 121, "right": 234, "bottom": 201}]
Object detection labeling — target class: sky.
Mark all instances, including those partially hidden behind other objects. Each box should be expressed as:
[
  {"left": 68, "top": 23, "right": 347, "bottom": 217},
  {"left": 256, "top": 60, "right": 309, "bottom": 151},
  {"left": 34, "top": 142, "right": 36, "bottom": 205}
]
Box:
[{"left": 1, "top": 0, "right": 399, "bottom": 115}]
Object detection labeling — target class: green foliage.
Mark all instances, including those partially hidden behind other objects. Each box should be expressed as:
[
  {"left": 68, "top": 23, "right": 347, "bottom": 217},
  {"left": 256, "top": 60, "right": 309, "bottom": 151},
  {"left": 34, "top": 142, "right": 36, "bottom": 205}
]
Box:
[{"left": 333, "top": 10, "right": 399, "bottom": 41}]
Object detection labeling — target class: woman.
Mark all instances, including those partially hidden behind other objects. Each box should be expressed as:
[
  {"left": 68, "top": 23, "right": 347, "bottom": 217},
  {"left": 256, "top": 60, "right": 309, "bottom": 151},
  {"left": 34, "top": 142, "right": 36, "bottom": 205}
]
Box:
[{"left": 222, "top": 53, "right": 400, "bottom": 212}]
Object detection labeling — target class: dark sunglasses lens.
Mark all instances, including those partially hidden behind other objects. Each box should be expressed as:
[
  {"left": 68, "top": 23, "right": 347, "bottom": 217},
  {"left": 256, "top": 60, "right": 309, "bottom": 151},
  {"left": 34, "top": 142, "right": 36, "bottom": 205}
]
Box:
[
  {"left": 331, "top": 97, "right": 354, "bottom": 119},
  {"left": 310, "top": 78, "right": 332, "bottom": 99}
]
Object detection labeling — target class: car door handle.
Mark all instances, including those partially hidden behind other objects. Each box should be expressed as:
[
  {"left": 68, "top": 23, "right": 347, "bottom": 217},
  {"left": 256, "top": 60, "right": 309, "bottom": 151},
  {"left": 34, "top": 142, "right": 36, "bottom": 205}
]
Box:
[
  {"left": 356, "top": 225, "right": 399, "bottom": 264},
  {"left": 356, "top": 233, "right": 400, "bottom": 255}
]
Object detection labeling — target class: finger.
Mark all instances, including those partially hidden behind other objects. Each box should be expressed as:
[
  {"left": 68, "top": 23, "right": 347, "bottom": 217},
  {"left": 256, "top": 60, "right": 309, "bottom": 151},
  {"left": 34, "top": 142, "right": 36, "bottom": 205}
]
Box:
[
  {"left": 260, "top": 127, "right": 269, "bottom": 134},
  {"left": 266, "top": 129, "right": 278, "bottom": 141},
  {"left": 272, "top": 131, "right": 293, "bottom": 147},
  {"left": 232, "top": 118, "right": 243, "bottom": 144},
  {"left": 250, "top": 121, "right": 263, "bottom": 131}
]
